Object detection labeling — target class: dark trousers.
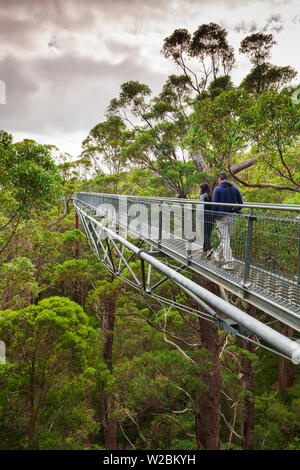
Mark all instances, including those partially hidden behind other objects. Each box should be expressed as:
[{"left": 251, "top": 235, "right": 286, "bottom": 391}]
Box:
[{"left": 203, "top": 211, "right": 213, "bottom": 251}]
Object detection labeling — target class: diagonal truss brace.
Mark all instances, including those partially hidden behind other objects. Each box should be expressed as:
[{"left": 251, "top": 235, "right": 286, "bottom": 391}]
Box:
[{"left": 74, "top": 200, "right": 300, "bottom": 364}]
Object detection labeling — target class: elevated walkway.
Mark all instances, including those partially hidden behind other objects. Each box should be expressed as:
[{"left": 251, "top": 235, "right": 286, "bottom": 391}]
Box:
[
  {"left": 74, "top": 192, "right": 300, "bottom": 363},
  {"left": 75, "top": 192, "right": 300, "bottom": 331}
]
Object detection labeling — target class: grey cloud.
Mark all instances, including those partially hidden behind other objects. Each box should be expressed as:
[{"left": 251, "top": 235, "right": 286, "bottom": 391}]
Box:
[
  {"left": 0, "top": 13, "right": 41, "bottom": 49},
  {"left": 234, "top": 12, "right": 285, "bottom": 35},
  {"left": 0, "top": 55, "right": 38, "bottom": 121},
  {"left": 0, "top": 0, "right": 97, "bottom": 30},
  {"left": 0, "top": 0, "right": 297, "bottom": 154},
  {"left": 0, "top": 0, "right": 168, "bottom": 27},
  {"left": 268, "top": 13, "right": 281, "bottom": 22},
  {"left": 249, "top": 23, "right": 258, "bottom": 33},
  {"left": 0, "top": 50, "right": 168, "bottom": 136},
  {"left": 0, "top": 0, "right": 268, "bottom": 27},
  {"left": 0, "top": 0, "right": 284, "bottom": 53},
  {"left": 0, "top": 1, "right": 189, "bottom": 53},
  {"left": 234, "top": 20, "right": 258, "bottom": 34},
  {"left": 48, "top": 36, "right": 60, "bottom": 50},
  {"left": 0, "top": 0, "right": 177, "bottom": 142},
  {"left": 263, "top": 13, "right": 285, "bottom": 32},
  {"left": 270, "top": 24, "right": 284, "bottom": 32},
  {"left": 104, "top": 39, "right": 142, "bottom": 63}
]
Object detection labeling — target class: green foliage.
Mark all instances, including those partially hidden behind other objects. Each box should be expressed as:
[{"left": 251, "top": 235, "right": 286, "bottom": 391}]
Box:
[
  {"left": 113, "top": 349, "right": 209, "bottom": 449},
  {"left": 81, "top": 116, "right": 134, "bottom": 176},
  {"left": 0, "top": 297, "right": 98, "bottom": 449},
  {"left": 0, "top": 133, "right": 60, "bottom": 216},
  {"left": 106, "top": 75, "right": 202, "bottom": 197},
  {"left": 162, "top": 23, "right": 235, "bottom": 89},
  {"left": 187, "top": 88, "right": 251, "bottom": 170},
  {"left": 241, "top": 64, "right": 297, "bottom": 93},
  {"left": 53, "top": 259, "right": 94, "bottom": 303},
  {"left": 254, "top": 395, "right": 300, "bottom": 449},
  {"left": 0, "top": 23, "right": 299, "bottom": 452},
  {"left": 187, "top": 88, "right": 300, "bottom": 194},
  {"left": 0, "top": 257, "right": 39, "bottom": 310},
  {"left": 62, "top": 229, "right": 86, "bottom": 255},
  {"left": 239, "top": 32, "right": 276, "bottom": 66}
]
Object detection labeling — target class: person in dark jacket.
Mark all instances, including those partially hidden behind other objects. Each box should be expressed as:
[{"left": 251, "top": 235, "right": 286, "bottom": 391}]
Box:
[
  {"left": 211, "top": 172, "right": 243, "bottom": 270},
  {"left": 199, "top": 182, "right": 214, "bottom": 258}
]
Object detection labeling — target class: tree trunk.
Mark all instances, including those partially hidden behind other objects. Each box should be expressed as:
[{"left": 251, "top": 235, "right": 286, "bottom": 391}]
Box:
[
  {"left": 74, "top": 212, "right": 80, "bottom": 304},
  {"left": 103, "top": 397, "right": 117, "bottom": 450},
  {"left": 195, "top": 318, "right": 221, "bottom": 450},
  {"left": 191, "top": 150, "right": 209, "bottom": 173},
  {"left": 230, "top": 157, "right": 257, "bottom": 175},
  {"left": 27, "top": 365, "right": 37, "bottom": 446},
  {"left": 241, "top": 304, "right": 256, "bottom": 450},
  {"left": 103, "top": 296, "right": 116, "bottom": 374},
  {"left": 102, "top": 294, "right": 117, "bottom": 450},
  {"left": 195, "top": 281, "right": 221, "bottom": 450},
  {"left": 192, "top": 150, "right": 256, "bottom": 176},
  {"left": 75, "top": 212, "right": 79, "bottom": 259},
  {"left": 278, "top": 324, "right": 294, "bottom": 400}
]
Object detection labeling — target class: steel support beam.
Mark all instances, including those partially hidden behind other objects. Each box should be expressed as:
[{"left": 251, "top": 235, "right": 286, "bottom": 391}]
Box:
[{"left": 75, "top": 203, "right": 300, "bottom": 364}]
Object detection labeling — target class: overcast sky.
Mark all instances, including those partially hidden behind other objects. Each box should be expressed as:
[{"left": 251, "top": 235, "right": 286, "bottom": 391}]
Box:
[{"left": 0, "top": 0, "right": 299, "bottom": 158}]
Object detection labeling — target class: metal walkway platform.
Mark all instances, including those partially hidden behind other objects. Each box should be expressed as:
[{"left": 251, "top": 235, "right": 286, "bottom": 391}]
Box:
[
  {"left": 154, "top": 238, "right": 300, "bottom": 330},
  {"left": 74, "top": 192, "right": 300, "bottom": 363}
]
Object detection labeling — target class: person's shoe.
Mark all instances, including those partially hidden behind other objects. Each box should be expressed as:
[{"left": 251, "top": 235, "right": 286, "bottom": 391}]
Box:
[
  {"left": 212, "top": 253, "right": 222, "bottom": 263},
  {"left": 206, "top": 248, "right": 214, "bottom": 258},
  {"left": 222, "top": 262, "right": 234, "bottom": 270}
]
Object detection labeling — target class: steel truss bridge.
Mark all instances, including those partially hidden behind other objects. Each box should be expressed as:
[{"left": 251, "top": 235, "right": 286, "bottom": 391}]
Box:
[{"left": 74, "top": 192, "right": 300, "bottom": 364}]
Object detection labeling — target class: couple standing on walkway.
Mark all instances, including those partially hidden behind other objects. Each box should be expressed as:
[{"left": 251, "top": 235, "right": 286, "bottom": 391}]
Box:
[{"left": 199, "top": 172, "right": 243, "bottom": 271}]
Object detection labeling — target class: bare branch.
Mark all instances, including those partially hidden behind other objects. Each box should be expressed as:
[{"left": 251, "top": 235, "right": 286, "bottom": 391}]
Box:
[
  {"left": 221, "top": 412, "right": 242, "bottom": 440},
  {"left": 163, "top": 307, "right": 197, "bottom": 365},
  {"left": 155, "top": 414, "right": 197, "bottom": 440},
  {"left": 229, "top": 167, "right": 300, "bottom": 192},
  {"left": 44, "top": 193, "right": 74, "bottom": 231}
]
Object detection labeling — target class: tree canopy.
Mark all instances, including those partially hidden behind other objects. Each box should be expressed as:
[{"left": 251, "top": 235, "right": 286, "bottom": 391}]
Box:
[{"left": 0, "top": 20, "right": 299, "bottom": 452}]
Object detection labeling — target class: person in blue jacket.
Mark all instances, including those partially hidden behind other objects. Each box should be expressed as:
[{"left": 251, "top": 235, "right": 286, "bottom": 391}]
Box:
[
  {"left": 211, "top": 172, "right": 243, "bottom": 270},
  {"left": 199, "top": 182, "right": 214, "bottom": 258}
]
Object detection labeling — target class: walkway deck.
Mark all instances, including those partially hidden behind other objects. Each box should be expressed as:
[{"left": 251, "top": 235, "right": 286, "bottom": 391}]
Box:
[{"left": 75, "top": 192, "right": 300, "bottom": 332}]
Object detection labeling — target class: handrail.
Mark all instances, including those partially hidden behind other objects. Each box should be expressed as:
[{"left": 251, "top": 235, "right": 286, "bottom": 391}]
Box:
[
  {"left": 76, "top": 191, "right": 300, "bottom": 212},
  {"left": 74, "top": 198, "right": 300, "bottom": 364},
  {"left": 75, "top": 192, "right": 300, "bottom": 317}
]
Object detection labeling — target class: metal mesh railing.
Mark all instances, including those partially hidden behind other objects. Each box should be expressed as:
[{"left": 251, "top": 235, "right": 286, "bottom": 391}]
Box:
[{"left": 75, "top": 192, "right": 300, "bottom": 290}]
